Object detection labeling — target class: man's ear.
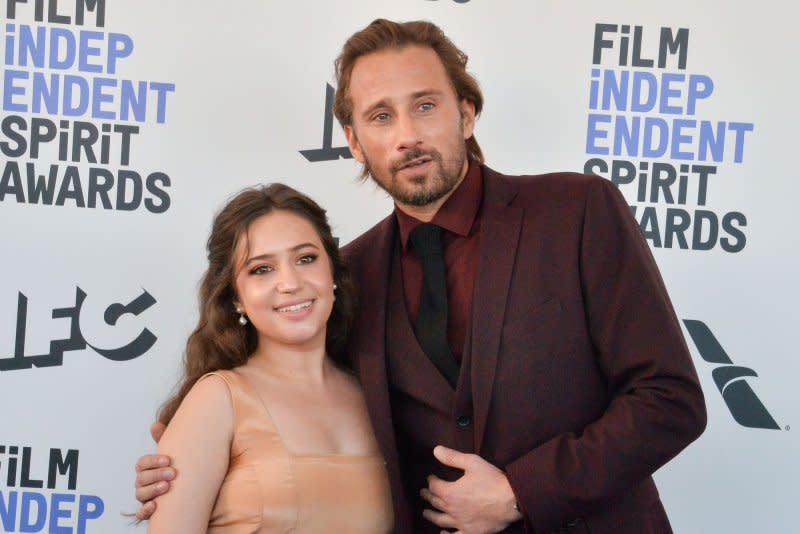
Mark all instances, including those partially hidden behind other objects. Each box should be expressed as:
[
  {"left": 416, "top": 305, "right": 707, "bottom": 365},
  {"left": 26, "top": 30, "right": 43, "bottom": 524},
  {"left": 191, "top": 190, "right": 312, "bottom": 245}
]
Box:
[
  {"left": 459, "top": 99, "right": 476, "bottom": 140},
  {"left": 344, "top": 125, "right": 365, "bottom": 163}
]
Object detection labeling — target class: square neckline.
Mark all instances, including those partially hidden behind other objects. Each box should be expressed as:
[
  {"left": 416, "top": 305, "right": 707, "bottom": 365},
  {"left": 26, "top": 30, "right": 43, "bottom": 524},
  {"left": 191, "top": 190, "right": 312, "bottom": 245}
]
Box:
[{"left": 230, "top": 368, "right": 383, "bottom": 460}]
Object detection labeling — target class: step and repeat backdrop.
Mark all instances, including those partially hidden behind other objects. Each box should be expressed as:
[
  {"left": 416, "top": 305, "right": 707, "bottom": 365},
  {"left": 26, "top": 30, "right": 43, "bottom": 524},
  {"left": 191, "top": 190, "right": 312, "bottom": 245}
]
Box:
[{"left": 1, "top": 1, "right": 796, "bottom": 532}]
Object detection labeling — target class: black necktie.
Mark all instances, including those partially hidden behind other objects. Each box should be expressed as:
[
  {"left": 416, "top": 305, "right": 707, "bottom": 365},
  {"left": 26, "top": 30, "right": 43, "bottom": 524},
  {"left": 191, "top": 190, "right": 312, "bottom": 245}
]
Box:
[{"left": 409, "top": 223, "right": 460, "bottom": 388}]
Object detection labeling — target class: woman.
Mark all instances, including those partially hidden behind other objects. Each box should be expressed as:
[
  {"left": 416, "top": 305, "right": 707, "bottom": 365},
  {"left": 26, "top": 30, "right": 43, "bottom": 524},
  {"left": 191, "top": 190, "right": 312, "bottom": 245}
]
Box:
[{"left": 147, "top": 184, "right": 393, "bottom": 533}]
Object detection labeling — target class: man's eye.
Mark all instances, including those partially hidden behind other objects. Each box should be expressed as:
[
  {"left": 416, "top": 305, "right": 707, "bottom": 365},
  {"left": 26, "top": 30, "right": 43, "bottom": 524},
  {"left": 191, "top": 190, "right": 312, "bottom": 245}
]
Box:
[
  {"left": 373, "top": 112, "right": 390, "bottom": 122},
  {"left": 419, "top": 102, "right": 434, "bottom": 111},
  {"left": 298, "top": 255, "right": 317, "bottom": 265}
]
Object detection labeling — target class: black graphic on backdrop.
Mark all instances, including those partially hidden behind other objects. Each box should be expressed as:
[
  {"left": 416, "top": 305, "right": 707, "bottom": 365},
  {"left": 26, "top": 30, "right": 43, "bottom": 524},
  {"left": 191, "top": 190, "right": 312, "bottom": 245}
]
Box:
[
  {"left": 299, "top": 84, "right": 352, "bottom": 162},
  {"left": 684, "top": 319, "right": 780, "bottom": 430},
  {"left": 0, "top": 287, "right": 157, "bottom": 371}
]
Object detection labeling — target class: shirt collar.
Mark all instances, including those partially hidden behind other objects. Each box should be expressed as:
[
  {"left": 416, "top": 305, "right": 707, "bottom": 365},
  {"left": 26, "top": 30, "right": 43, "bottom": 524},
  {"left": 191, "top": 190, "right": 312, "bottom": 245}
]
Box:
[{"left": 395, "top": 160, "right": 483, "bottom": 252}]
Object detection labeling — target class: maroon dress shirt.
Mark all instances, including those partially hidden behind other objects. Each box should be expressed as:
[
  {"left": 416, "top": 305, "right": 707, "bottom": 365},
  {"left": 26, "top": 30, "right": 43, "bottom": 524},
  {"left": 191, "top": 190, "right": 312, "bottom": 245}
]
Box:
[{"left": 394, "top": 160, "right": 483, "bottom": 363}]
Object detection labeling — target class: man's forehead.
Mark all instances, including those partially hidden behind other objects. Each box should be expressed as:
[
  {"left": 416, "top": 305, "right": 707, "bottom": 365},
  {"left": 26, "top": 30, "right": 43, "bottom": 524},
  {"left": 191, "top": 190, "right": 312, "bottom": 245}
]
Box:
[
  {"left": 351, "top": 44, "right": 442, "bottom": 73},
  {"left": 348, "top": 45, "right": 454, "bottom": 106}
]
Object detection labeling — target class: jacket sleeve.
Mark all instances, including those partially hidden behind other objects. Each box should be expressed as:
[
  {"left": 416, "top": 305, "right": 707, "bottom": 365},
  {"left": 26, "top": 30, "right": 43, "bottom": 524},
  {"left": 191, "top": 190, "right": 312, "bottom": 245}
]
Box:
[{"left": 503, "top": 177, "right": 707, "bottom": 533}]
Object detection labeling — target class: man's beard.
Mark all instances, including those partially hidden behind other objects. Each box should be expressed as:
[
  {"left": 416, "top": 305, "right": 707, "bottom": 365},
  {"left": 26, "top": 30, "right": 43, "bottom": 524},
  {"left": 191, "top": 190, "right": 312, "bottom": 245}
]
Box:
[{"left": 364, "top": 143, "right": 467, "bottom": 207}]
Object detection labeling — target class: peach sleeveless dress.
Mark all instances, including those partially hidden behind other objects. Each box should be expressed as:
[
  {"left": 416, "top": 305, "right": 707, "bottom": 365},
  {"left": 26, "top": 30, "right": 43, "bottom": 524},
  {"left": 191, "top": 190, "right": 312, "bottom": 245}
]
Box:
[{"left": 202, "top": 370, "right": 393, "bottom": 533}]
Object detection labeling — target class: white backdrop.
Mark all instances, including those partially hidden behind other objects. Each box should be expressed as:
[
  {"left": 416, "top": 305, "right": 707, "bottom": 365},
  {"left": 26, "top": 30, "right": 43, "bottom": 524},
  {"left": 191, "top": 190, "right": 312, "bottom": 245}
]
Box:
[{"left": 1, "top": 1, "right": 797, "bottom": 532}]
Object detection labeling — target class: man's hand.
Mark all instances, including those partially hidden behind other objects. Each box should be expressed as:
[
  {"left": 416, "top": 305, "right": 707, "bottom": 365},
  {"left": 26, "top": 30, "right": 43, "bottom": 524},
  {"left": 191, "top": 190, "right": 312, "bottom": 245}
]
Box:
[
  {"left": 420, "top": 445, "right": 522, "bottom": 534},
  {"left": 133, "top": 421, "right": 174, "bottom": 521}
]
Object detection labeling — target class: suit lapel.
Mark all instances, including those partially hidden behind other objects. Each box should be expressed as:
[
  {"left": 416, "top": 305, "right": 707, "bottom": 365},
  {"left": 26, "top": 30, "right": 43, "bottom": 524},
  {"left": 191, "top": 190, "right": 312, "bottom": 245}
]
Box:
[
  {"left": 349, "top": 215, "right": 396, "bottom": 454},
  {"left": 471, "top": 168, "right": 523, "bottom": 453},
  {"left": 346, "top": 215, "right": 414, "bottom": 531}
]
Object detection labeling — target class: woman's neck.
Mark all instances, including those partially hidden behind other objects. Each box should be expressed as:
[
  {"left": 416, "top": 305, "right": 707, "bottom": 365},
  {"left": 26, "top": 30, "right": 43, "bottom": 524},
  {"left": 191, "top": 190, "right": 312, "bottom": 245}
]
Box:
[{"left": 245, "top": 341, "right": 331, "bottom": 383}]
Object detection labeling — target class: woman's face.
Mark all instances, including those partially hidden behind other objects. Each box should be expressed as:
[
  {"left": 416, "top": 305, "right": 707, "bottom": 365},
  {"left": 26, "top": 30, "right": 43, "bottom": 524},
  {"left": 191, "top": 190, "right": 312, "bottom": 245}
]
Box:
[{"left": 233, "top": 210, "right": 334, "bottom": 353}]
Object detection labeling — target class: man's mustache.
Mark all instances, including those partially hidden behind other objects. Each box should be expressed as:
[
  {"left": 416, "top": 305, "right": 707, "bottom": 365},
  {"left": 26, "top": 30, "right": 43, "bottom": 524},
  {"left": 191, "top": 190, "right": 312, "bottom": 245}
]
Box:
[{"left": 391, "top": 149, "right": 441, "bottom": 173}]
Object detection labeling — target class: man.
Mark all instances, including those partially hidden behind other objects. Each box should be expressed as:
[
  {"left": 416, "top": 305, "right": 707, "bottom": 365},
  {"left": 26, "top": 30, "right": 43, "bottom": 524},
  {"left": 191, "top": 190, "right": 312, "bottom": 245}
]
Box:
[{"left": 135, "top": 19, "right": 706, "bottom": 534}]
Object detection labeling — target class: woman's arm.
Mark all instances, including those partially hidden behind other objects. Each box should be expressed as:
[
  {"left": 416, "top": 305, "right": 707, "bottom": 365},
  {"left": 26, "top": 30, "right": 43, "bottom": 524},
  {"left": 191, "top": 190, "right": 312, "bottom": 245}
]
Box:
[{"left": 148, "top": 375, "right": 233, "bottom": 533}]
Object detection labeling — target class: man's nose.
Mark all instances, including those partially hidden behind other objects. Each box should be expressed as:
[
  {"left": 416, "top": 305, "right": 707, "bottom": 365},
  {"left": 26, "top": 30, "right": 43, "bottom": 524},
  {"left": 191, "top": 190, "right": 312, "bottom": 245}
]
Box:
[{"left": 395, "top": 113, "right": 423, "bottom": 151}]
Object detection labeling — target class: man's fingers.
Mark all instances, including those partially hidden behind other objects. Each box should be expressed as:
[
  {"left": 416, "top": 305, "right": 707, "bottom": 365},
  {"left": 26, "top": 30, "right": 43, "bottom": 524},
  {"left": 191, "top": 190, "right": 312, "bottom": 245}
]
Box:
[
  {"left": 150, "top": 421, "right": 167, "bottom": 443},
  {"left": 135, "top": 454, "right": 171, "bottom": 473},
  {"left": 134, "top": 466, "right": 175, "bottom": 488},
  {"left": 422, "top": 507, "right": 458, "bottom": 529},
  {"left": 433, "top": 445, "right": 473, "bottom": 470},
  {"left": 426, "top": 474, "right": 452, "bottom": 498},
  {"left": 134, "top": 500, "right": 156, "bottom": 521},
  {"left": 420, "top": 487, "right": 447, "bottom": 512},
  {"left": 134, "top": 478, "right": 170, "bottom": 503}
]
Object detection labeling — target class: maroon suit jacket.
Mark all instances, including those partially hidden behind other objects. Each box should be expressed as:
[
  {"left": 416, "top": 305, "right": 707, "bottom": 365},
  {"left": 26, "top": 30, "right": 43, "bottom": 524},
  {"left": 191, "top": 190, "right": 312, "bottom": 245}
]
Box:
[{"left": 342, "top": 165, "right": 706, "bottom": 534}]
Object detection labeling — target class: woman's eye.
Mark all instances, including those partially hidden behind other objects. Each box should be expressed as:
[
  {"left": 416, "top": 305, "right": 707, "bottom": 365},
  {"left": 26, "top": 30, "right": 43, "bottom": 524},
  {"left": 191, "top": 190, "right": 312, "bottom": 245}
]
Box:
[
  {"left": 298, "top": 254, "right": 317, "bottom": 265},
  {"left": 252, "top": 265, "right": 272, "bottom": 275}
]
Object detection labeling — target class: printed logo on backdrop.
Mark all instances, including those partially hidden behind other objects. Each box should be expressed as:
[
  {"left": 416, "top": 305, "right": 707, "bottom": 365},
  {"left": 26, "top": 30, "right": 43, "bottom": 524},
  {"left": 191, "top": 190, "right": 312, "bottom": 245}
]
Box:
[
  {"left": 1, "top": 445, "right": 104, "bottom": 532},
  {"left": 299, "top": 83, "right": 352, "bottom": 162},
  {"left": 683, "top": 320, "right": 781, "bottom": 431},
  {"left": 584, "top": 24, "right": 753, "bottom": 252},
  {"left": 0, "top": 286, "right": 157, "bottom": 371},
  {"left": 1, "top": 0, "right": 176, "bottom": 213}
]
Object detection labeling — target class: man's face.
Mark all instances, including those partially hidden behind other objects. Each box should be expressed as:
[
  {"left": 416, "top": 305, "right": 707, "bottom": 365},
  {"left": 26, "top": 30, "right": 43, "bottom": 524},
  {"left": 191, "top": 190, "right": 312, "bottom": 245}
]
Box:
[{"left": 343, "top": 45, "right": 476, "bottom": 210}]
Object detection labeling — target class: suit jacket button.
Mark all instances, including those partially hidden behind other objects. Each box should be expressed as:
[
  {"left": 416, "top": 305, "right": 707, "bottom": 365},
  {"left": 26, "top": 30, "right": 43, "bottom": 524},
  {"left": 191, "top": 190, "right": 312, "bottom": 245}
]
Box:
[{"left": 457, "top": 415, "right": 472, "bottom": 427}]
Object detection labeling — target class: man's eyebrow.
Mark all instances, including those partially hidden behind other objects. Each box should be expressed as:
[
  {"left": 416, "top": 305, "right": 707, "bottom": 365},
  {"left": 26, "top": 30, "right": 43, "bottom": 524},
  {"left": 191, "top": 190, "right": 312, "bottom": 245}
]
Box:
[
  {"left": 410, "top": 89, "right": 443, "bottom": 100},
  {"left": 245, "top": 242, "right": 320, "bottom": 264},
  {"left": 361, "top": 99, "right": 391, "bottom": 120}
]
